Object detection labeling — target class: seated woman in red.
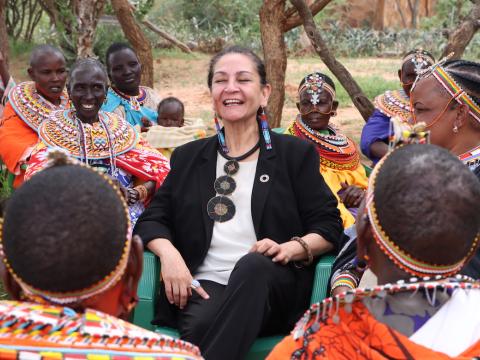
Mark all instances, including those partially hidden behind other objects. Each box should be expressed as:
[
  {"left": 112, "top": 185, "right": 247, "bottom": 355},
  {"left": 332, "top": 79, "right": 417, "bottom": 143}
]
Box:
[
  {"left": 269, "top": 144, "right": 480, "bottom": 359},
  {"left": 25, "top": 58, "right": 169, "bottom": 226}
]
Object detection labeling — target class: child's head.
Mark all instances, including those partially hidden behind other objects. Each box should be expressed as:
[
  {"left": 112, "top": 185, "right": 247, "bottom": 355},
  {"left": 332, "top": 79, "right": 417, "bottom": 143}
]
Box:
[{"left": 157, "top": 97, "right": 185, "bottom": 127}]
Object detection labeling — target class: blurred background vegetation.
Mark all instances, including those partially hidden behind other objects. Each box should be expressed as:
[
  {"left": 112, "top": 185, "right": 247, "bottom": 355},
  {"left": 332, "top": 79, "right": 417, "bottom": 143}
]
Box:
[{"left": 5, "top": 0, "right": 479, "bottom": 61}]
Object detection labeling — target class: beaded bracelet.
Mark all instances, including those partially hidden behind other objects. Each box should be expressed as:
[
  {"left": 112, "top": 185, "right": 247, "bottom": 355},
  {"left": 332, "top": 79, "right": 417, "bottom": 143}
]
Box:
[
  {"left": 292, "top": 236, "right": 313, "bottom": 266},
  {"left": 330, "top": 271, "right": 359, "bottom": 296}
]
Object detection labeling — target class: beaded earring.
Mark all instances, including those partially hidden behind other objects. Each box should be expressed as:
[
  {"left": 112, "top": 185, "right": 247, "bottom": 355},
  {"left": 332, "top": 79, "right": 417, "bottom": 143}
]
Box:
[
  {"left": 214, "top": 114, "right": 228, "bottom": 154},
  {"left": 260, "top": 107, "right": 272, "bottom": 150}
]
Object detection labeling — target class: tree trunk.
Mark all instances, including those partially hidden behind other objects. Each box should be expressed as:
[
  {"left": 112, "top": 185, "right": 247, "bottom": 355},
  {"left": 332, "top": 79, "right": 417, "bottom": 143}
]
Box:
[
  {"left": 395, "top": 0, "right": 408, "bottom": 28},
  {"left": 110, "top": 0, "right": 154, "bottom": 87},
  {"left": 442, "top": 0, "right": 480, "bottom": 59},
  {"left": 75, "top": 0, "right": 106, "bottom": 58},
  {"left": 407, "top": 0, "right": 420, "bottom": 29},
  {"left": 260, "top": 0, "right": 287, "bottom": 128},
  {"left": 373, "top": 0, "right": 385, "bottom": 30},
  {"left": 0, "top": 0, "right": 9, "bottom": 66},
  {"left": 289, "top": 0, "right": 374, "bottom": 121}
]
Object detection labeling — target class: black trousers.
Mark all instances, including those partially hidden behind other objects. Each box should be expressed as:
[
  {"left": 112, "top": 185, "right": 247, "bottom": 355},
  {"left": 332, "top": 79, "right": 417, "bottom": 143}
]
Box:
[{"left": 177, "top": 252, "right": 308, "bottom": 360}]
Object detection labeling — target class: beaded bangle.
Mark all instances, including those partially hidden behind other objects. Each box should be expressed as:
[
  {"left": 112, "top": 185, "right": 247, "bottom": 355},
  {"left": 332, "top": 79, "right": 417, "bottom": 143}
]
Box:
[
  {"left": 330, "top": 271, "right": 359, "bottom": 296},
  {"left": 292, "top": 236, "right": 313, "bottom": 266},
  {"left": 134, "top": 184, "right": 148, "bottom": 202}
]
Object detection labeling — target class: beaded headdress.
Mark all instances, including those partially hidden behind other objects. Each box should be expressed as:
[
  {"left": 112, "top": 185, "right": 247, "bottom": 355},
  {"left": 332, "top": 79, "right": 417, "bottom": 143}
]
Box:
[
  {"left": 0, "top": 150, "right": 132, "bottom": 305},
  {"left": 365, "top": 149, "right": 479, "bottom": 277},
  {"left": 298, "top": 72, "right": 336, "bottom": 105},
  {"left": 412, "top": 54, "right": 480, "bottom": 123},
  {"left": 402, "top": 49, "right": 435, "bottom": 75}
]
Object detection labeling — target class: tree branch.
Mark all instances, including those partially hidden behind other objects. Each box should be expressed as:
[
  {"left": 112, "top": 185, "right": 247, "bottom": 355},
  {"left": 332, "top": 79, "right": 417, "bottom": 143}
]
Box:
[
  {"left": 442, "top": 0, "right": 480, "bottom": 58},
  {"left": 142, "top": 19, "right": 193, "bottom": 55},
  {"left": 284, "top": 0, "right": 332, "bottom": 32},
  {"left": 289, "top": 0, "right": 374, "bottom": 121}
]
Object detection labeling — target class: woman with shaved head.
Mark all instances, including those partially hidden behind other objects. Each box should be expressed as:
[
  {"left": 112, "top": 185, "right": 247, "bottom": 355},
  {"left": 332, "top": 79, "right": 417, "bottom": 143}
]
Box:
[{"left": 0, "top": 45, "right": 68, "bottom": 188}]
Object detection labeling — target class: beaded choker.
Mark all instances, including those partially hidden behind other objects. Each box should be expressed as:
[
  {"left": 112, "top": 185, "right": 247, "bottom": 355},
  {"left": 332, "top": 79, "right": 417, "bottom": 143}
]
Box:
[
  {"left": 112, "top": 87, "right": 148, "bottom": 111},
  {"left": 289, "top": 116, "right": 360, "bottom": 171},
  {"left": 365, "top": 151, "right": 479, "bottom": 277},
  {"left": 0, "top": 151, "right": 132, "bottom": 305},
  {"left": 9, "top": 81, "right": 69, "bottom": 131},
  {"left": 374, "top": 89, "right": 411, "bottom": 122},
  {"left": 206, "top": 141, "right": 260, "bottom": 222}
]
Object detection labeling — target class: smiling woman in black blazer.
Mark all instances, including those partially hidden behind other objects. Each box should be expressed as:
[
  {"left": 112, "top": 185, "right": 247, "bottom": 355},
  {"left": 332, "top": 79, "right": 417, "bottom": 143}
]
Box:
[{"left": 134, "top": 46, "right": 342, "bottom": 360}]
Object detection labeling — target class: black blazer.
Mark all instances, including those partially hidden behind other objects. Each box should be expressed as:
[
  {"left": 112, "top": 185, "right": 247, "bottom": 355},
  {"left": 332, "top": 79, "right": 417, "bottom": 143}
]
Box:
[
  {"left": 134, "top": 131, "right": 342, "bottom": 271},
  {"left": 134, "top": 131, "right": 342, "bottom": 326}
]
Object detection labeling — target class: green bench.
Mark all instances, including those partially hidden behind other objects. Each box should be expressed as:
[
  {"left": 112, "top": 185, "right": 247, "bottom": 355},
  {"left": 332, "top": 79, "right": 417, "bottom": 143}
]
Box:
[{"left": 132, "top": 251, "right": 335, "bottom": 360}]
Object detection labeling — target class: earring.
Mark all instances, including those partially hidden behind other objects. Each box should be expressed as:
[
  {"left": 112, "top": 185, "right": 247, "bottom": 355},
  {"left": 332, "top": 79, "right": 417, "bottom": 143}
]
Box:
[
  {"left": 214, "top": 114, "right": 228, "bottom": 153},
  {"left": 260, "top": 107, "right": 272, "bottom": 150},
  {"left": 453, "top": 125, "right": 459, "bottom": 133}
]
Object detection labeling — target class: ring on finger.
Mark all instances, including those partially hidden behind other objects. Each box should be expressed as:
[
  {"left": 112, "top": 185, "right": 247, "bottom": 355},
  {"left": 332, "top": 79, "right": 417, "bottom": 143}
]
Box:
[{"left": 190, "top": 279, "right": 201, "bottom": 290}]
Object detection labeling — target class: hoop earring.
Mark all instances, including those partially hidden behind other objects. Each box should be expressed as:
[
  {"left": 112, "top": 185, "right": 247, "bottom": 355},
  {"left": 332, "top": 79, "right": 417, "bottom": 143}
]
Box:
[
  {"left": 214, "top": 114, "right": 228, "bottom": 153},
  {"left": 260, "top": 107, "right": 272, "bottom": 150}
]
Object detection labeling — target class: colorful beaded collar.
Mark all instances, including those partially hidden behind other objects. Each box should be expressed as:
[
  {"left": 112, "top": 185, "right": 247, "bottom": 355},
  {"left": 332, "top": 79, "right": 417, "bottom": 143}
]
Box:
[
  {"left": 459, "top": 144, "right": 480, "bottom": 171},
  {"left": 9, "top": 81, "right": 69, "bottom": 131},
  {"left": 366, "top": 150, "right": 479, "bottom": 277},
  {"left": 39, "top": 110, "right": 138, "bottom": 160},
  {"left": 292, "top": 276, "right": 478, "bottom": 341},
  {"left": 0, "top": 301, "right": 201, "bottom": 359},
  {"left": 0, "top": 153, "right": 133, "bottom": 305},
  {"left": 374, "top": 89, "right": 411, "bottom": 121},
  {"left": 111, "top": 86, "right": 148, "bottom": 111},
  {"left": 289, "top": 116, "right": 360, "bottom": 171}
]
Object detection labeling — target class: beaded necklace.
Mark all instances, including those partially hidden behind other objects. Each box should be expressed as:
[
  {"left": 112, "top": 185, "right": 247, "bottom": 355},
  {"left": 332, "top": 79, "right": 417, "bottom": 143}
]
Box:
[
  {"left": 9, "top": 81, "right": 69, "bottom": 131},
  {"left": 0, "top": 301, "right": 202, "bottom": 358},
  {"left": 112, "top": 87, "right": 148, "bottom": 111},
  {"left": 289, "top": 116, "right": 359, "bottom": 171},
  {"left": 39, "top": 109, "right": 138, "bottom": 161},
  {"left": 458, "top": 144, "right": 480, "bottom": 171},
  {"left": 291, "top": 275, "right": 478, "bottom": 346},
  {"left": 374, "top": 89, "right": 411, "bottom": 122}
]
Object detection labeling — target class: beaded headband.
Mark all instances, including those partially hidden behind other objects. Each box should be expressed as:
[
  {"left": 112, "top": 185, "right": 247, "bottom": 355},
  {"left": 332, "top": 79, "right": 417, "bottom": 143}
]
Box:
[
  {"left": 365, "top": 150, "right": 479, "bottom": 277},
  {"left": 298, "top": 73, "right": 336, "bottom": 105},
  {"left": 402, "top": 49, "right": 435, "bottom": 75},
  {"left": 0, "top": 149, "right": 132, "bottom": 305},
  {"left": 413, "top": 55, "right": 480, "bottom": 123}
]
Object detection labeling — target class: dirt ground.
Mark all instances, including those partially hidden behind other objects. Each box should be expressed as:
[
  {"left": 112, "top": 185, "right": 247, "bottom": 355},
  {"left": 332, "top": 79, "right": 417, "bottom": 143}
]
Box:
[{"left": 11, "top": 53, "right": 400, "bottom": 143}]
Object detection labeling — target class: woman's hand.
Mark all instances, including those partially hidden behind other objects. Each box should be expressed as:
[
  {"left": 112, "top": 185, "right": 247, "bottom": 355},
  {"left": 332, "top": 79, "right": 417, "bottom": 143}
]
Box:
[
  {"left": 250, "top": 238, "right": 302, "bottom": 265},
  {"left": 156, "top": 241, "right": 209, "bottom": 309},
  {"left": 126, "top": 187, "right": 140, "bottom": 205},
  {"left": 339, "top": 182, "right": 365, "bottom": 208}
]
